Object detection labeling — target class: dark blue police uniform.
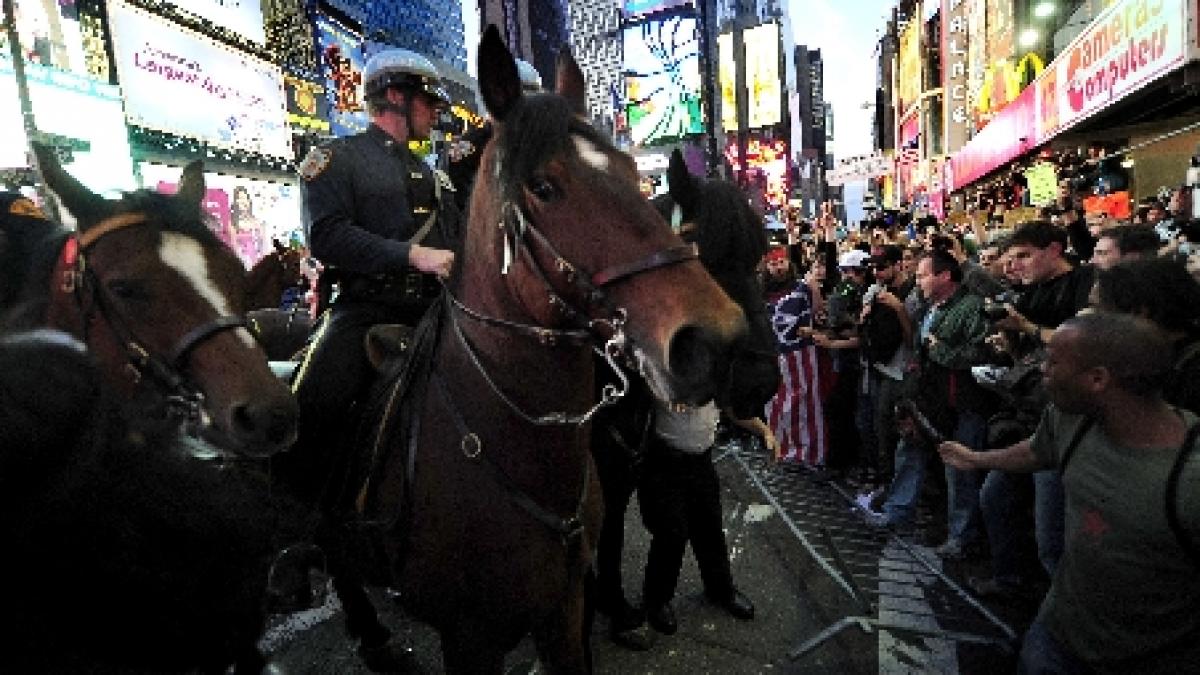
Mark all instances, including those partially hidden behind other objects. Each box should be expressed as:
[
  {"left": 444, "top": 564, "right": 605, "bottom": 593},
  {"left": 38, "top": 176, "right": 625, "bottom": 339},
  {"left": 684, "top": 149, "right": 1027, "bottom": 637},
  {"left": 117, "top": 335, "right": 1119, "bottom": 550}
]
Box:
[{"left": 288, "top": 123, "right": 460, "bottom": 505}]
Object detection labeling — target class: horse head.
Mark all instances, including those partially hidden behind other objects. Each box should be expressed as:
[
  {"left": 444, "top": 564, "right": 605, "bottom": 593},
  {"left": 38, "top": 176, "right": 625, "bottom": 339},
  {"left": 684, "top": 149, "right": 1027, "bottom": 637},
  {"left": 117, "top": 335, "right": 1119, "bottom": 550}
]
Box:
[
  {"left": 465, "top": 26, "right": 747, "bottom": 405},
  {"left": 244, "top": 238, "right": 304, "bottom": 310},
  {"left": 32, "top": 142, "right": 298, "bottom": 457},
  {"left": 652, "top": 150, "right": 781, "bottom": 417}
]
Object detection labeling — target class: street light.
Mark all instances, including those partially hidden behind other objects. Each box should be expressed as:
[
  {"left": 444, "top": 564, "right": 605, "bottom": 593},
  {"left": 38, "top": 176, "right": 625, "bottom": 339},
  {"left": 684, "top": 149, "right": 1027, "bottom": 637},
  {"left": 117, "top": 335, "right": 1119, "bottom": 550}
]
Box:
[
  {"left": 1033, "top": 2, "right": 1056, "bottom": 19},
  {"left": 1018, "top": 27, "right": 1040, "bottom": 48}
]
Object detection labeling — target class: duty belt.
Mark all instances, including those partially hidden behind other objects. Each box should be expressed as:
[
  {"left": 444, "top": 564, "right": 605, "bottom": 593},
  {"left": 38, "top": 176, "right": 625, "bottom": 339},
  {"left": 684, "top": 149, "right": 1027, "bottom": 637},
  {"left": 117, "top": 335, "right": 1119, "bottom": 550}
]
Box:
[{"left": 338, "top": 270, "right": 440, "bottom": 302}]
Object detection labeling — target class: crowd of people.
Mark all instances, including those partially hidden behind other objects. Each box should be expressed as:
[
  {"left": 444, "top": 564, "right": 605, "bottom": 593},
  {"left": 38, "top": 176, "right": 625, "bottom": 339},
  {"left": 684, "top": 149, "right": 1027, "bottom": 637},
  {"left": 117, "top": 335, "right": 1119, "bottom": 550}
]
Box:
[{"left": 756, "top": 197, "right": 1200, "bottom": 671}]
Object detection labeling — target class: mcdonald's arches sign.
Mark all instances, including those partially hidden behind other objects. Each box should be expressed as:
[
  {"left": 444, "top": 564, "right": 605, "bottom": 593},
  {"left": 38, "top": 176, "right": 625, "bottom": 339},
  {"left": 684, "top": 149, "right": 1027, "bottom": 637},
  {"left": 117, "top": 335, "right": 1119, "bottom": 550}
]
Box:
[{"left": 975, "top": 52, "right": 1045, "bottom": 121}]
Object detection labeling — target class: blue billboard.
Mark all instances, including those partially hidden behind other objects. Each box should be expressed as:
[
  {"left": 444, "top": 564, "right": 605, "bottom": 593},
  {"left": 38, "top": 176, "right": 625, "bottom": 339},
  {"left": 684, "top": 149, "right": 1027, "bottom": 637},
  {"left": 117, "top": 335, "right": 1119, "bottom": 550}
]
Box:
[
  {"left": 623, "top": 15, "right": 703, "bottom": 147},
  {"left": 314, "top": 12, "right": 367, "bottom": 137}
]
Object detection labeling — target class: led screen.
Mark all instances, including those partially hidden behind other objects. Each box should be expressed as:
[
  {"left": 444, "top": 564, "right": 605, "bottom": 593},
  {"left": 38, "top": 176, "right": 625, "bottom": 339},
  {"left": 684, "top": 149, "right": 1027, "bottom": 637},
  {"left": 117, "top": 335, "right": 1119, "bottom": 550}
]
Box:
[
  {"left": 623, "top": 16, "right": 703, "bottom": 147},
  {"left": 744, "top": 22, "right": 781, "bottom": 128},
  {"left": 717, "top": 32, "right": 737, "bottom": 132}
]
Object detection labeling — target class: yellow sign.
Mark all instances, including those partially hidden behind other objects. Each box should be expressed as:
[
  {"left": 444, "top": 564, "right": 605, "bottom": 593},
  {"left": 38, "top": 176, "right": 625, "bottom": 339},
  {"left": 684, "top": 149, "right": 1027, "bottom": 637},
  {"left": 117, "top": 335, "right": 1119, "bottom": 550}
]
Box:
[
  {"left": 1024, "top": 162, "right": 1058, "bottom": 206},
  {"left": 744, "top": 22, "right": 781, "bottom": 129},
  {"left": 718, "top": 32, "right": 737, "bottom": 132},
  {"left": 897, "top": 18, "right": 922, "bottom": 115},
  {"left": 975, "top": 52, "right": 1045, "bottom": 116}
]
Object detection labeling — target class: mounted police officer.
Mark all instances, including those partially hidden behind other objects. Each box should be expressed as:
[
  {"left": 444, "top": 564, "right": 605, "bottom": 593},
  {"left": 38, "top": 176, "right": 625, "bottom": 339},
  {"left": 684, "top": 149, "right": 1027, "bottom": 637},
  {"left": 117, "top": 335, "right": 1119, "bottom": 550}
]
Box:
[
  {"left": 446, "top": 58, "right": 542, "bottom": 210},
  {"left": 288, "top": 48, "right": 461, "bottom": 508}
]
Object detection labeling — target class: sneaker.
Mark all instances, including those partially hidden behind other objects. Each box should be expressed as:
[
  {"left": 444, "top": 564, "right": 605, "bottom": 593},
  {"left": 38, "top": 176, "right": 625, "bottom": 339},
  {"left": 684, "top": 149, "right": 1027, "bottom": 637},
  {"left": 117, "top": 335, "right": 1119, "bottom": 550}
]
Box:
[
  {"left": 935, "top": 538, "right": 965, "bottom": 560},
  {"left": 854, "top": 486, "right": 885, "bottom": 512}
]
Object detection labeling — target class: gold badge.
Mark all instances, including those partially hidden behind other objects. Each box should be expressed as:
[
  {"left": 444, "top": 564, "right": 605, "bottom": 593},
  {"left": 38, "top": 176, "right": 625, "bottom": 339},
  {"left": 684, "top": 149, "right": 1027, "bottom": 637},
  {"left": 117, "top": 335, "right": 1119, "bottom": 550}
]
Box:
[
  {"left": 299, "top": 146, "right": 332, "bottom": 181},
  {"left": 8, "top": 197, "right": 47, "bottom": 219}
]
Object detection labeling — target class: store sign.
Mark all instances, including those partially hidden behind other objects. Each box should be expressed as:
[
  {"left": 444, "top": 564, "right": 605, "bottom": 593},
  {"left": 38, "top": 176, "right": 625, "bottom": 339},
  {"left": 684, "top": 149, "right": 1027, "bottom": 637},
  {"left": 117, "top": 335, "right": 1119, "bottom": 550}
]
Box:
[
  {"left": 1052, "top": 0, "right": 1187, "bottom": 135},
  {"left": 948, "top": 0, "right": 1190, "bottom": 192},
  {"left": 141, "top": 162, "right": 304, "bottom": 267},
  {"left": 976, "top": 52, "right": 1044, "bottom": 119},
  {"left": 108, "top": 0, "right": 290, "bottom": 158},
  {"left": 173, "top": 0, "right": 265, "bottom": 44},
  {"left": 942, "top": 0, "right": 971, "bottom": 153},
  {"left": 0, "top": 56, "right": 136, "bottom": 195},
  {"left": 744, "top": 22, "right": 781, "bottom": 129}
]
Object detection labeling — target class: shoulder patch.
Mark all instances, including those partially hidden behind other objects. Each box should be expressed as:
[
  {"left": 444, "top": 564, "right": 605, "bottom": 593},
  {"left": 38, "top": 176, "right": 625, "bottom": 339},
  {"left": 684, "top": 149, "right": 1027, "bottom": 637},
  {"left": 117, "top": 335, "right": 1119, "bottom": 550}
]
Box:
[
  {"left": 8, "top": 197, "right": 47, "bottom": 219},
  {"left": 299, "top": 146, "right": 332, "bottom": 181}
]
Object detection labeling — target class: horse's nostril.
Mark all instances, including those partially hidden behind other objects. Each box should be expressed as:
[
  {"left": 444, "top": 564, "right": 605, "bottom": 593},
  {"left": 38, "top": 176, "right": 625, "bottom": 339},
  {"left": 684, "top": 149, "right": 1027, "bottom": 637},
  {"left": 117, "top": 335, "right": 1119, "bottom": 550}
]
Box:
[
  {"left": 668, "top": 324, "right": 730, "bottom": 402},
  {"left": 231, "top": 399, "right": 299, "bottom": 449}
]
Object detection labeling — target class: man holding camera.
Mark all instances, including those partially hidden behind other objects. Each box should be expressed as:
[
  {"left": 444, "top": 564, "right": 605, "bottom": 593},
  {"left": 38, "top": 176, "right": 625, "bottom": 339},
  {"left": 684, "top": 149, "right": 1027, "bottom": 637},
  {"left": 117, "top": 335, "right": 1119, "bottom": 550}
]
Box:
[{"left": 975, "top": 220, "right": 1094, "bottom": 596}]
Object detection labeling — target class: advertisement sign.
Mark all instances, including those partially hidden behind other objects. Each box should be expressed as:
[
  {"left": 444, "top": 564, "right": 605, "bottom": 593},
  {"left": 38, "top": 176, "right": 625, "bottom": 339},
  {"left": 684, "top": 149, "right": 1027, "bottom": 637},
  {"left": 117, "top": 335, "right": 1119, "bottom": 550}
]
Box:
[
  {"left": 724, "top": 137, "right": 789, "bottom": 207},
  {"left": 2, "top": 0, "right": 90, "bottom": 76},
  {"left": 0, "top": 56, "right": 136, "bottom": 194},
  {"left": 624, "top": 16, "right": 703, "bottom": 147},
  {"left": 897, "top": 18, "right": 922, "bottom": 115},
  {"left": 108, "top": 0, "right": 290, "bottom": 159},
  {"left": 966, "top": 0, "right": 986, "bottom": 126},
  {"left": 986, "top": 0, "right": 1015, "bottom": 67},
  {"left": 718, "top": 32, "right": 737, "bottom": 132},
  {"left": 172, "top": 0, "right": 265, "bottom": 44},
  {"left": 1051, "top": 0, "right": 1187, "bottom": 137},
  {"left": 140, "top": 163, "right": 304, "bottom": 267},
  {"left": 942, "top": 0, "right": 972, "bottom": 152},
  {"left": 976, "top": 51, "right": 1044, "bottom": 120},
  {"left": 744, "top": 22, "right": 781, "bottom": 129},
  {"left": 284, "top": 74, "right": 330, "bottom": 133},
  {"left": 314, "top": 12, "right": 367, "bottom": 137}
]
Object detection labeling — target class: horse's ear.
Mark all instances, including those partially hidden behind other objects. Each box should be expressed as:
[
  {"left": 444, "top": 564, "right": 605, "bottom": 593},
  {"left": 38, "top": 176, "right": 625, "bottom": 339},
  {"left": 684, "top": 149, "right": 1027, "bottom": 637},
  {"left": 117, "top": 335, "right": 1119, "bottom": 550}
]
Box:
[
  {"left": 478, "top": 25, "right": 522, "bottom": 123},
  {"left": 31, "top": 140, "right": 112, "bottom": 227},
  {"left": 667, "top": 149, "right": 697, "bottom": 210},
  {"left": 175, "top": 161, "right": 206, "bottom": 211},
  {"left": 555, "top": 48, "right": 587, "bottom": 116}
]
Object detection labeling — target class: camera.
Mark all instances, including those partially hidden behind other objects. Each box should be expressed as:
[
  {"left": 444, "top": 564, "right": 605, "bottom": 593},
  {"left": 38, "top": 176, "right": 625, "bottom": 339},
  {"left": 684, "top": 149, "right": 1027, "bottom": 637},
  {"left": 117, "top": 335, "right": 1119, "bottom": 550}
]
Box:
[{"left": 982, "top": 290, "right": 1020, "bottom": 322}]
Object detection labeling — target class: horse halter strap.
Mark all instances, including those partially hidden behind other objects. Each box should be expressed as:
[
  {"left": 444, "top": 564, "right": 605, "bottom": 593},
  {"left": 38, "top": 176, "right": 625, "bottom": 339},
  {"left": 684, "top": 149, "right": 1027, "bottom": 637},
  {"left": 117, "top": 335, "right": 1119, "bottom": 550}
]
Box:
[{"left": 61, "top": 214, "right": 248, "bottom": 418}]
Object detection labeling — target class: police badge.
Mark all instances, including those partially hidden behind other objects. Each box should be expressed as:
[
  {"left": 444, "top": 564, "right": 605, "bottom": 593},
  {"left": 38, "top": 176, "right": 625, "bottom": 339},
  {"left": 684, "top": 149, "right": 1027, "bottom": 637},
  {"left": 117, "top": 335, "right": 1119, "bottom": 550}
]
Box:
[{"left": 299, "top": 146, "right": 332, "bottom": 181}]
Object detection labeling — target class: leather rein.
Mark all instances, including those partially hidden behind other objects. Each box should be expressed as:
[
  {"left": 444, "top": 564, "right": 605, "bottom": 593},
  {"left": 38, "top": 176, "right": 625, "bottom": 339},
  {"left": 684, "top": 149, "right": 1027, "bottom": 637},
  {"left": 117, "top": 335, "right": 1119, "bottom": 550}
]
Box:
[{"left": 54, "top": 214, "right": 247, "bottom": 423}]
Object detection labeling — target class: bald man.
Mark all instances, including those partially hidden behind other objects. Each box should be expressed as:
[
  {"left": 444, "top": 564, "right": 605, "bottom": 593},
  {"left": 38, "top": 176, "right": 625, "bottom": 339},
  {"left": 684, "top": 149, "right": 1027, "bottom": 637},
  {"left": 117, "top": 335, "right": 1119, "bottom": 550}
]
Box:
[{"left": 940, "top": 313, "right": 1199, "bottom": 673}]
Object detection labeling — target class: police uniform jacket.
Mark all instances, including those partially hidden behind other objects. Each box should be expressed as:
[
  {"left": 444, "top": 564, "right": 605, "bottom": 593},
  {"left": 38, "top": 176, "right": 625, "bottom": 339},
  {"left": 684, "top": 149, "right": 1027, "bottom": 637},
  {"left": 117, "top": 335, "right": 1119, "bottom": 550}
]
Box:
[{"left": 301, "top": 124, "right": 456, "bottom": 276}]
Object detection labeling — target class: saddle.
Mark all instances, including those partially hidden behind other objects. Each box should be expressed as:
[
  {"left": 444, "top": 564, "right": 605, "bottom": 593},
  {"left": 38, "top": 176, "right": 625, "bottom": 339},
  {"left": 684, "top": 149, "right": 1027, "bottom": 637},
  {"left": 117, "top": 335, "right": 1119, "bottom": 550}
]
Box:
[{"left": 331, "top": 299, "right": 447, "bottom": 585}]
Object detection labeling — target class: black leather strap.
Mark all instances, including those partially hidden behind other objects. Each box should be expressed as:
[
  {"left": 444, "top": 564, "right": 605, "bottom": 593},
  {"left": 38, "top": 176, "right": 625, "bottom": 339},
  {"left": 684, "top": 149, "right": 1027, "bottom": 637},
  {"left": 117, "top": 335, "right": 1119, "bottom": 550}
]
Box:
[{"left": 591, "top": 243, "right": 698, "bottom": 287}]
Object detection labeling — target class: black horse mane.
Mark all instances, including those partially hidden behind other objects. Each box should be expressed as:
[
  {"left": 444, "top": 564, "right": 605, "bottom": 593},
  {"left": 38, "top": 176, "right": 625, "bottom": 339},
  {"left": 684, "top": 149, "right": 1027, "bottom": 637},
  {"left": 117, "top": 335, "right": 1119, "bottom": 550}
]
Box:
[
  {"left": 493, "top": 93, "right": 631, "bottom": 204},
  {"left": 651, "top": 181, "right": 768, "bottom": 277}
]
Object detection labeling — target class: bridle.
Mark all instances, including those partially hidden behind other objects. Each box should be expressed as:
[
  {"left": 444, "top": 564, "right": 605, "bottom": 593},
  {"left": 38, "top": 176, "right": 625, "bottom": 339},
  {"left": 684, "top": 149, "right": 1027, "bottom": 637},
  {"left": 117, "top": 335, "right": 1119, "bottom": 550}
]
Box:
[
  {"left": 442, "top": 197, "right": 698, "bottom": 426},
  {"left": 55, "top": 213, "right": 248, "bottom": 423}
]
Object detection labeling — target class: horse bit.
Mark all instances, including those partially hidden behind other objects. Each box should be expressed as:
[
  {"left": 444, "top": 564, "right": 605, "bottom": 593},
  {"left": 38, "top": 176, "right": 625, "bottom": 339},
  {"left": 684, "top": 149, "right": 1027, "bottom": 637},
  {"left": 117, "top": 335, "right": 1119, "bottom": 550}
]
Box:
[{"left": 59, "top": 214, "right": 247, "bottom": 425}]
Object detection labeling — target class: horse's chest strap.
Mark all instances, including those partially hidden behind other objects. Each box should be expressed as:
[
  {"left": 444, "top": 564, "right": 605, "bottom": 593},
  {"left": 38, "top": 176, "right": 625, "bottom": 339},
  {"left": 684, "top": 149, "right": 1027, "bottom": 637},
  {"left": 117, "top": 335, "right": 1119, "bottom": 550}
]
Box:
[{"left": 431, "top": 371, "right": 588, "bottom": 547}]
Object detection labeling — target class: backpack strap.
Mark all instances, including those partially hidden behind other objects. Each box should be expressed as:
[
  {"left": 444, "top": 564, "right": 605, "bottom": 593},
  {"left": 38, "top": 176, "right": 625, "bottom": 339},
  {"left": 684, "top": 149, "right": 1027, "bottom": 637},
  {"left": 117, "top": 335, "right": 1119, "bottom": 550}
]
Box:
[
  {"left": 1166, "top": 423, "right": 1200, "bottom": 568},
  {"left": 1058, "top": 417, "right": 1095, "bottom": 474}
]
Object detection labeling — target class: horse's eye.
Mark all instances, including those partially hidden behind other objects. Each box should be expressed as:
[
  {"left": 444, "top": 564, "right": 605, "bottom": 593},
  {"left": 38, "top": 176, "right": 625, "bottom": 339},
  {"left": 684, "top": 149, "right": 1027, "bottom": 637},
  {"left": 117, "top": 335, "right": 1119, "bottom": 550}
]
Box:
[
  {"left": 528, "top": 177, "right": 558, "bottom": 202},
  {"left": 106, "top": 279, "right": 149, "bottom": 302}
]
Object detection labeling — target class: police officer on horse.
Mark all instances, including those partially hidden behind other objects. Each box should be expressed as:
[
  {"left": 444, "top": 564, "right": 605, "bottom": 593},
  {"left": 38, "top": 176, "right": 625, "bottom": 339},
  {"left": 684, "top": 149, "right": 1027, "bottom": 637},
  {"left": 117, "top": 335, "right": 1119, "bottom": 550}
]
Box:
[{"left": 290, "top": 48, "right": 461, "bottom": 504}]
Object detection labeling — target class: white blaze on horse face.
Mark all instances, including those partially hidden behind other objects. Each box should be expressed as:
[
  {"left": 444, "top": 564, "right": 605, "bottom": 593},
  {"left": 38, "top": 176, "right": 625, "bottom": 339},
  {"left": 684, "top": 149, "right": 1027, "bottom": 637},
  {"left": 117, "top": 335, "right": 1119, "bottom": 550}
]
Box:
[
  {"left": 572, "top": 135, "right": 609, "bottom": 173},
  {"left": 159, "top": 233, "right": 256, "bottom": 348}
]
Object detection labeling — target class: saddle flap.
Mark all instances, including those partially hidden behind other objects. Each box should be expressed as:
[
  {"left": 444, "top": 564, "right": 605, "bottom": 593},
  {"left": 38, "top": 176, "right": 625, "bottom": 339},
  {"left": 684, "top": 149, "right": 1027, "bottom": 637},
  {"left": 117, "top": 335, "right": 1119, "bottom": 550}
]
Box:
[{"left": 364, "top": 323, "right": 416, "bottom": 372}]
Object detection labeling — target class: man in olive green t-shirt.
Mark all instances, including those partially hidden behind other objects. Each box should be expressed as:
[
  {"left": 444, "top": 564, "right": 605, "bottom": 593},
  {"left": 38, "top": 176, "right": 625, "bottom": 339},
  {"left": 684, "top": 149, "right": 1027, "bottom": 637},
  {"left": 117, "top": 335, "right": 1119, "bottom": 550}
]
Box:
[{"left": 940, "top": 312, "right": 1199, "bottom": 673}]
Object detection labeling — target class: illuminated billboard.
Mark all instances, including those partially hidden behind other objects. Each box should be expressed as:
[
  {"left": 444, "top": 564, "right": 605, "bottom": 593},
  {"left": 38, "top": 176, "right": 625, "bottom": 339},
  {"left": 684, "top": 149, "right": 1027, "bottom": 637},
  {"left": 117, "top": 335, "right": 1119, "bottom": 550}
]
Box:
[
  {"left": 141, "top": 162, "right": 304, "bottom": 267},
  {"left": 0, "top": 56, "right": 136, "bottom": 195},
  {"left": 623, "top": 16, "right": 703, "bottom": 147},
  {"left": 724, "top": 137, "right": 790, "bottom": 208},
  {"left": 744, "top": 22, "right": 781, "bottom": 129},
  {"left": 315, "top": 12, "right": 367, "bottom": 137},
  {"left": 717, "top": 32, "right": 737, "bottom": 132},
  {"left": 108, "top": 0, "right": 291, "bottom": 159},
  {"left": 897, "top": 18, "right": 921, "bottom": 114}
]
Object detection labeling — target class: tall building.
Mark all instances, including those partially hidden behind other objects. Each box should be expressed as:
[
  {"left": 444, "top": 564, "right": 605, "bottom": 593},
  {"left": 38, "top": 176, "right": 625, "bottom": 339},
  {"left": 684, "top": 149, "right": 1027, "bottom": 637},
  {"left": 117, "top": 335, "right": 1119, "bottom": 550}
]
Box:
[
  {"left": 793, "top": 45, "right": 828, "bottom": 217},
  {"left": 480, "top": 0, "right": 572, "bottom": 90},
  {"left": 567, "top": 0, "right": 622, "bottom": 135}
]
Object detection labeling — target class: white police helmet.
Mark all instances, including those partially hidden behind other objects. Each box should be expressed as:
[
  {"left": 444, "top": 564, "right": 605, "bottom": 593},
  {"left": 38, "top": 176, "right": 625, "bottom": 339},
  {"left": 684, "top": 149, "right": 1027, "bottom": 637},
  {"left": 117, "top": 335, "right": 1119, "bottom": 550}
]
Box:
[
  {"left": 514, "top": 58, "right": 542, "bottom": 93},
  {"left": 363, "top": 48, "right": 450, "bottom": 104}
]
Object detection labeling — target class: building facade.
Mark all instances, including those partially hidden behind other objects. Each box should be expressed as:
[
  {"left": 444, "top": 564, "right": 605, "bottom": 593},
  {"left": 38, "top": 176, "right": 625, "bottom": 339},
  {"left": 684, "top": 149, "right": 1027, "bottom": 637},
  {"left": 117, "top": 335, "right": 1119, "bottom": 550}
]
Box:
[
  {"left": 567, "top": 0, "right": 622, "bottom": 135},
  {"left": 481, "top": 0, "right": 572, "bottom": 90}
]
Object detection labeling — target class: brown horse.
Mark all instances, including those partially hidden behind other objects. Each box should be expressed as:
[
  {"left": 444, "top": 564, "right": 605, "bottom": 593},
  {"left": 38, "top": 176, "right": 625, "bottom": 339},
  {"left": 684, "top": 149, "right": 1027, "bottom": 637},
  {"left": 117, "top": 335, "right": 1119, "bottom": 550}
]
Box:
[
  {"left": 305, "top": 27, "right": 750, "bottom": 671},
  {"left": 245, "top": 238, "right": 305, "bottom": 310},
  {"left": 0, "top": 144, "right": 297, "bottom": 457}
]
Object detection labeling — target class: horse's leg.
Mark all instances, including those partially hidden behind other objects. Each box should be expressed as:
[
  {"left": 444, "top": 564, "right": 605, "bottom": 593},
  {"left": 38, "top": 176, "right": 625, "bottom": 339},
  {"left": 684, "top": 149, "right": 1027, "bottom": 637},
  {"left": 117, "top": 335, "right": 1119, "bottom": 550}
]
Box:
[{"left": 531, "top": 572, "right": 590, "bottom": 675}]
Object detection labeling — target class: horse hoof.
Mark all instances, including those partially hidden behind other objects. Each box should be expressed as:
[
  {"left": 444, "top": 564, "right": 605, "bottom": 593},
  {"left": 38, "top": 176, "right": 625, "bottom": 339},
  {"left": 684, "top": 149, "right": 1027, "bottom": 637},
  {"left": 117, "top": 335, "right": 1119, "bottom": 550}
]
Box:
[{"left": 357, "top": 639, "right": 420, "bottom": 673}]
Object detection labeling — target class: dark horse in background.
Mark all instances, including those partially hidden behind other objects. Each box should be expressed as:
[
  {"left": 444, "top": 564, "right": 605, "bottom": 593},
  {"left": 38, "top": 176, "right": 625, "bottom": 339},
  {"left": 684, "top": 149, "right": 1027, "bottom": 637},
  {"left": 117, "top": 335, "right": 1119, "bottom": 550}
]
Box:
[
  {"left": 0, "top": 144, "right": 297, "bottom": 457},
  {"left": 275, "top": 27, "right": 751, "bottom": 672},
  {"left": 245, "top": 239, "right": 314, "bottom": 360},
  {"left": 0, "top": 329, "right": 309, "bottom": 673},
  {"left": 590, "top": 149, "right": 781, "bottom": 638}
]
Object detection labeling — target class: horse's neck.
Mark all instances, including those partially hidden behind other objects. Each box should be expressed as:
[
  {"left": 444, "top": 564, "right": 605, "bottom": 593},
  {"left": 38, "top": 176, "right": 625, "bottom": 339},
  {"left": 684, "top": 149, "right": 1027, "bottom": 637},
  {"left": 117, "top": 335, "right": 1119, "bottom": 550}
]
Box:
[{"left": 245, "top": 263, "right": 281, "bottom": 310}]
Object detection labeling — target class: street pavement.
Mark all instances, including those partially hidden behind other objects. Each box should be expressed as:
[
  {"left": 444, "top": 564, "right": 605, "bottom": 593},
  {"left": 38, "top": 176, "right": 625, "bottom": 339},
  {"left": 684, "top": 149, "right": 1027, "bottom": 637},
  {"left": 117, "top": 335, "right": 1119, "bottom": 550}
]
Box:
[{"left": 262, "top": 444, "right": 1026, "bottom": 673}]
